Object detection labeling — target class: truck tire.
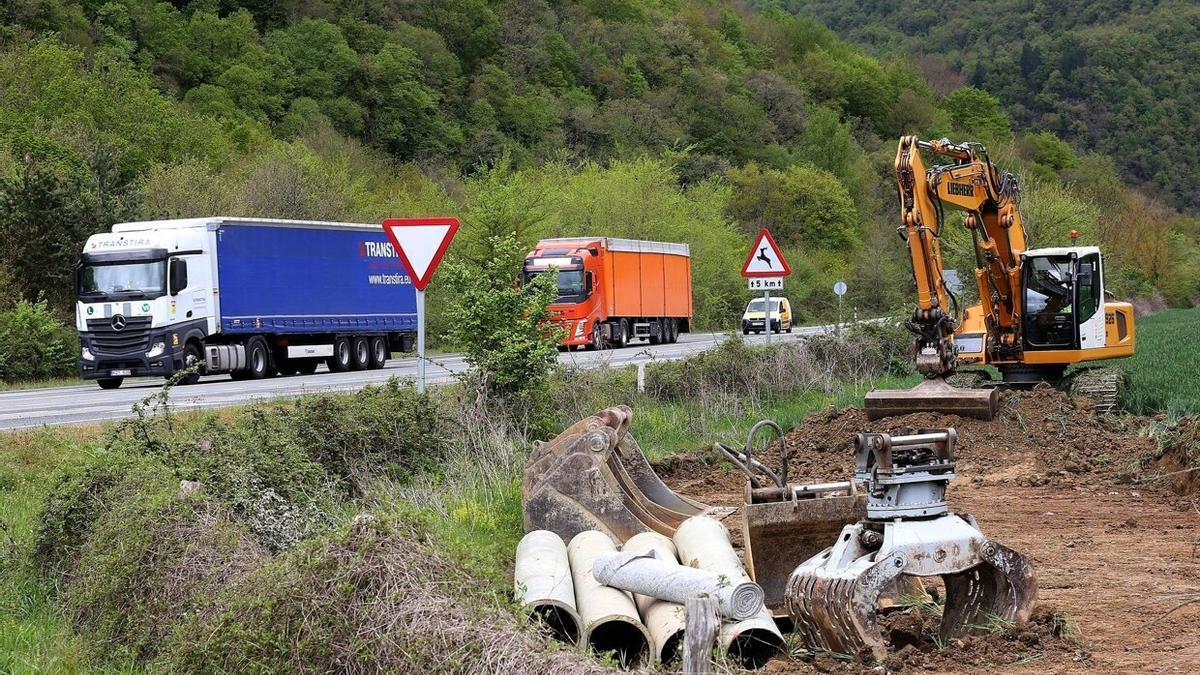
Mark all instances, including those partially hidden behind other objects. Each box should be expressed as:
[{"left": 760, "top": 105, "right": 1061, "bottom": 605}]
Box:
[
  {"left": 246, "top": 338, "right": 269, "bottom": 380},
  {"left": 590, "top": 323, "right": 605, "bottom": 350},
  {"left": 97, "top": 377, "right": 123, "bottom": 390},
  {"left": 328, "top": 337, "right": 352, "bottom": 372},
  {"left": 177, "top": 342, "right": 203, "bottom": 385},
  {"left": 369, "top": 336, "right": 388, "bottom": 369},
  {"left": 351, "top": 336, "right": 370, "bottom": 370},
  {"left": 613, "top": 320, "right": 628, "bottom": 348},
  {"left": 667, "top": 318, "right": 679, "bottom": 343},
  {"left": 648, "top": 319, "right": 662, "bottom": 345}
]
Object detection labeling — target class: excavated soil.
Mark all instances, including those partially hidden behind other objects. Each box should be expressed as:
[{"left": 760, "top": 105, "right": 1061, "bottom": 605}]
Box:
[{"left": 652, "top": 389, "right": 1200, "bottom": 673}]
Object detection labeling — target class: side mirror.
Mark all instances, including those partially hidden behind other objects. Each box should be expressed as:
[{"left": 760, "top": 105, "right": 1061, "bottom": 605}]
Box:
[{"left": 169, "top": 259, "right": 188, "bottom": 296}]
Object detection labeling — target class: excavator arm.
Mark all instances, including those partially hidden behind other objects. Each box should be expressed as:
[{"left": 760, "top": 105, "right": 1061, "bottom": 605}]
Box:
[{"left": 894, "top": 136, "right": 1027, "bottom": 376}]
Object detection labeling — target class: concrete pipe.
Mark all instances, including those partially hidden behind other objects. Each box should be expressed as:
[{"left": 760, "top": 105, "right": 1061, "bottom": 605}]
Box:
[
  {"left": 514, "top": 530, "right": 582, "bottom": 645},
  {"left": 568, "top": 530, "right": 652, "bottom": 667},
  {"left": 621, "top": 532, "right": 687, "bottom": 664},
  {"left": 674, "top": 516, "right": 784, "bottom": 669}
]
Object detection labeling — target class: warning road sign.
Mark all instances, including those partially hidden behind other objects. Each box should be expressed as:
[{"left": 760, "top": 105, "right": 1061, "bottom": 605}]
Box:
[{"left": 741, "top": 228, "right": 791, "bottom": 278}]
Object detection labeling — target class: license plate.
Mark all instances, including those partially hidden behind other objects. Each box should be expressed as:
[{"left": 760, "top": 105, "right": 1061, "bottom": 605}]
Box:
[{"left": 110, "top": 369, "right": 132, "bottom": 377}]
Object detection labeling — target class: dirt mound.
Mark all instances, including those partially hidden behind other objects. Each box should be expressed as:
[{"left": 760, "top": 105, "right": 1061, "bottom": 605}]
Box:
[
  {"left": 1148, "top": 417, "right": 1200, "bottom": 496},
  {"left": 654, "top": 388, "right": 1163, "bottom": 501}
]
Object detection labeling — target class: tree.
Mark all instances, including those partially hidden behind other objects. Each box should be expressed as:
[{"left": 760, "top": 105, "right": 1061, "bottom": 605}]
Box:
[
  {"left": 939, "top": 86, "right": 1012, "bottom": 143},
  {"left": 727, "top": 163, "right": 859, "bottom": 251},
  {"left": 440, "top": 233, "right": 563, "bottom": 403},
  {"left": 268, "top": 19, "right": 356, "bottom": 101}
]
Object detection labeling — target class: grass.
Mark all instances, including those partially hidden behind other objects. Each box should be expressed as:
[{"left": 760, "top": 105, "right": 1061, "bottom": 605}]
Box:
[
  {"left": 0, "top": 426, "right": 127, "bottom": 673},
  {"left": 1094, "top": 308, "right": 1200, "bottom": 415}
]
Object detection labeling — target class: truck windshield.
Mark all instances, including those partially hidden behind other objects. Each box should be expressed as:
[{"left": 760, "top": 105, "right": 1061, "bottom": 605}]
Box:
[
  {"left": 79, "top": 261, "right": 166, "bottom": 299},
  {"left": 523, "top": 268, "right": 586, "bottom": 302}
]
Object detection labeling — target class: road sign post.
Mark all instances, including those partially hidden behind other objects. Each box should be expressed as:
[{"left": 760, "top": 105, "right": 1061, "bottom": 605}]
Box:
[
  {"left": 741, "top": 229, "right": 791, "bottom": 345},
  {"left": 833, "top": 280, "right": 847, "bottom": 338},
  {"left": 382, "top": 217, "right": 460, "bottom": 393}
]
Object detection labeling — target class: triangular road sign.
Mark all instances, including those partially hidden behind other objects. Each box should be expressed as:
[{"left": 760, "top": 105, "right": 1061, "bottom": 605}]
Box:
[
  {"left": 382, "top": 217, "right": 460, "bottom": 291},
  {"left": 741, "top": 228, "right": 791, "bottom": 277}
]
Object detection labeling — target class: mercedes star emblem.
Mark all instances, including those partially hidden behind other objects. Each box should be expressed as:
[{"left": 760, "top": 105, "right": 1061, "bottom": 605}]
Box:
[{"left": 111, "top": 314, "right": 127, "bottom": 331}]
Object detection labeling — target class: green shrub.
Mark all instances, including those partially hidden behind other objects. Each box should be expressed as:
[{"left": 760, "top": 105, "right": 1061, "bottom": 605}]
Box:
[{"left": 0, "top": 298, "right": 78, "bottom": 383}]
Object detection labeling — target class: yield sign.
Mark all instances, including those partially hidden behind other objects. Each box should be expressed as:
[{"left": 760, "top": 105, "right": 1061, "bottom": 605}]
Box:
[
  {"left": 741, "top": 228, "right": 791, "bottom": 277},
  {"left": 382, "top": 217, "right": 460, "bottom": 291}
]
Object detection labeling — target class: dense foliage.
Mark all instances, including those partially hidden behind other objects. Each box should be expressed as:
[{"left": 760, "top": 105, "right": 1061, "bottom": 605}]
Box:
[
  {"left": 0, "top": 0, "right": 1196, "bottom": 370},
  {"left": 789, "top": 0, "right": 1200, "bottom": 213}
]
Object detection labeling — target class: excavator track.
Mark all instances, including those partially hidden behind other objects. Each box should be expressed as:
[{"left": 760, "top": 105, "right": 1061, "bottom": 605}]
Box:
[{"left": 1067, "top": 367, "right": 1127, "bottom": 414}]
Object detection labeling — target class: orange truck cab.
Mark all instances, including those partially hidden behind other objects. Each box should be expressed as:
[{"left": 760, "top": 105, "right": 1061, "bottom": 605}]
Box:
[{"left": 522, "top": 237, "right": 693, "bottom": 349}]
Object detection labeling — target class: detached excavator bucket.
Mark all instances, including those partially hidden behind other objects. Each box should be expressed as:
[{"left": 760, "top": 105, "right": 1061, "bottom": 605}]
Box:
[
  {"left": 864, "top": 377, "right": 999, "bottom": 421},
  {"left": 523, "top": 406, "right": 727, "bottom": 543},
  {"left": 742, "top": 481, "right": 866, "bottom": 617}
]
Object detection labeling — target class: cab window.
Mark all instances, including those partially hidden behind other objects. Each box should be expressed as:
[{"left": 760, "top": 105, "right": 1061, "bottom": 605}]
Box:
[
  {"left": 1076, "top": 254, "right": 1101, "bottom": 324},
  {"left": 1024, "top": 255, "right": 1074, "bottom": 347}
]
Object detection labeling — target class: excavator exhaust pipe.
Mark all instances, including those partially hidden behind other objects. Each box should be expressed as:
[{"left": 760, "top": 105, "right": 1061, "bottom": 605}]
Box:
[{"left": 864, "top": 377, "right": 999, "bottom": 421}]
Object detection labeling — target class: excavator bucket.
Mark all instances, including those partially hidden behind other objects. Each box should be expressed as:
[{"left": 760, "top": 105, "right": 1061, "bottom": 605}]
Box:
[
  {"left": 741, "top": 481, "right": 866, "bottom": 617},
  {"left": 523, "top": 406, "right": 728, "bottom": 543},
  {"left": 864, "top": 377, "right": 999, "bottom": 421}
]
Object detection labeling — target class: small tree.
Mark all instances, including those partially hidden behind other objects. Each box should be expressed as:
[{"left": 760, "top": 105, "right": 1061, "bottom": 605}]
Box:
[{"left": 441, "top": 233, "right": 563, "bottom": 409}]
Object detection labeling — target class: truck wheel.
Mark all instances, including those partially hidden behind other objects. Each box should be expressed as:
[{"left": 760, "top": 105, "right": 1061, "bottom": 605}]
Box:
[
  {"left": 246, "top": 338, "right": 269, "bottom": 380},
  {"left": 178, "top": 342, "right": 203, "bottom": 385},
  {"left": 297, "top": 359, "right": 319, "bottom": 375},
  {"left": 648, "top": 320, "right": 662, "bottom": 345},
  {"left": 351, "top": 336, "right": 370, "bottom": 370},
  {"left": 667, "top": 318, "right": 679, "bottom": 343},
  {"left": 97, "top": 377, "right": 123, "bottom": 390},
  {"left": 328, "top": 337, "right": 352, "bottom": 372},
  {"left": 369, "top": 337, "right": 388, "bottom": 369},
  {"left": 613, "top": 320, "right": 628, "bottom": 348},
  {"left": 590, "top": 323, "right": 605, "bottom": 350}
]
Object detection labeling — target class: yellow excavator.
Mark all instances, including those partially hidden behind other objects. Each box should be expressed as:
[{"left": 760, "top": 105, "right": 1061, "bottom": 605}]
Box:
[{"left": 865, "top": 136, "right": 1136, "bottom": 419}]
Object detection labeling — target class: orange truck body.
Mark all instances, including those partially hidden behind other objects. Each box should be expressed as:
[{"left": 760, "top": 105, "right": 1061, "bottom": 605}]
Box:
[{"left": 523, "top": 237, "right": 693, "bottom": 348}]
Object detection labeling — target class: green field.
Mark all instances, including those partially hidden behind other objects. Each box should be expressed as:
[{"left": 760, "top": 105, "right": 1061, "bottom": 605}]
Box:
[{"left": 1100, "top": 308, "right": 1200, "bottom": 416}]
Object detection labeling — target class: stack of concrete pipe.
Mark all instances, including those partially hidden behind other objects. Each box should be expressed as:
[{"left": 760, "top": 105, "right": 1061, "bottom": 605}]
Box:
[{"left": 514, "top": 516, "right": 783, "bottom": 669}]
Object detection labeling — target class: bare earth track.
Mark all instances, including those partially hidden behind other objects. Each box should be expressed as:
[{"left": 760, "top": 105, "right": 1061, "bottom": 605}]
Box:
[{"left": 654, "top": 389, "right": 1200, "bottom": 673}]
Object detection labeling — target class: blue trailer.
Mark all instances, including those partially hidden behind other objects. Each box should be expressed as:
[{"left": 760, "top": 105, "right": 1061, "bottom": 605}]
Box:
[{"left": 76, "top": 217, "right": 417, "bottom": 388}]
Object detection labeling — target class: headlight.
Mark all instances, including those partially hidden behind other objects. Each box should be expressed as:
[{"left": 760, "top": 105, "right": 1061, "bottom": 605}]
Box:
[
  {"left": 146, "top": 341, "right": 166, "bottom": 358},
  {"left": 81, "top": 347, "right": 95, "bottom": 361},
  {"left": 574, "top": 320, "right": 586, "bottom": 337}
]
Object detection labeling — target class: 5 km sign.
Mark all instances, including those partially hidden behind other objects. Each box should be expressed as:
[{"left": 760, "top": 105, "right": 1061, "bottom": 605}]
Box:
[{"left": 382, "top": 217, "right": 460, "bottom": 393}]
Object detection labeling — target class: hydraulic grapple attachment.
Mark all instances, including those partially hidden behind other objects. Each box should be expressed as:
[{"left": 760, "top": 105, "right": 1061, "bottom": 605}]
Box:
[
  {"left": 523, "top": 406, "right": 726, "bottom": 543},
  {"left": 864, "top": 377, "right": 999, "bottom": 421},
  {"left": 785, "top": 429, "right": 1036, "bottom": 661}
]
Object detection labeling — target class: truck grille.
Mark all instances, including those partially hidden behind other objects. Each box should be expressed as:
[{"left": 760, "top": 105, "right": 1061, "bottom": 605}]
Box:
[{"left": 86, "top": 317, "right": 152, "bottom": 354}]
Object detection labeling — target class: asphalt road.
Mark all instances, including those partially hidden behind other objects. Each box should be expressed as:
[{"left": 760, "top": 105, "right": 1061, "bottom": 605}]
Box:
[{"left": 0, "top": 326, "right": 838, "bottom": 431}]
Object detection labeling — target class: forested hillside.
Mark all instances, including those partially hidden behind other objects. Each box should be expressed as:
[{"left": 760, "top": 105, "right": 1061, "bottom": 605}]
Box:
[
  {"left": 789, "top": 0, "right": 1200, "bottom": 212},
  {"left": 1, "top": 0, "right": 1196, "bottom": 371}
]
